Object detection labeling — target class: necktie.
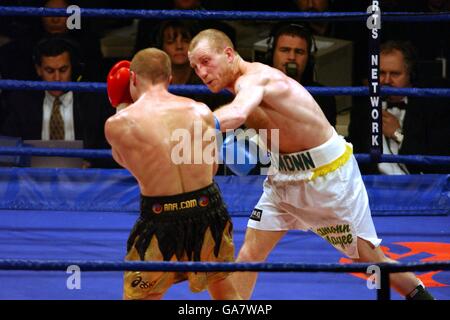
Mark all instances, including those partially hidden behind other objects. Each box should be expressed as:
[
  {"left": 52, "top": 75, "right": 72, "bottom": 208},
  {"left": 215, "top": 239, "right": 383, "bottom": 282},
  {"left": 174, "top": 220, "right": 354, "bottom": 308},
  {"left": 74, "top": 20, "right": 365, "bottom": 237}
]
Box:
[{"left": 50, "top": 97, "right": 65, "bottom": 140}]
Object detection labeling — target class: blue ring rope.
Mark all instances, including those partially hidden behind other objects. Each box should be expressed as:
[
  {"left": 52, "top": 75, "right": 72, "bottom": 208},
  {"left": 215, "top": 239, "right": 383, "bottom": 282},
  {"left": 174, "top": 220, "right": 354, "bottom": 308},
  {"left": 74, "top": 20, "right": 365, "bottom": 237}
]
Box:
[
  {"left": 1, "top": 80, "right": 450, "bottom": 97},
  {"left": 0, "top": 147, "right": 111, "bottom": 158},
  {"left": 355, "top": 154, "right": 450, "bottom": 166},
  {"left": 0, "top": 259, "right": 448, "bottom": 273},
  {"left": 0, "top": 147, "right": 449, "bottom": 165},
  {"left": 0, "top": 7, "right": 449, "bottom": 22}
]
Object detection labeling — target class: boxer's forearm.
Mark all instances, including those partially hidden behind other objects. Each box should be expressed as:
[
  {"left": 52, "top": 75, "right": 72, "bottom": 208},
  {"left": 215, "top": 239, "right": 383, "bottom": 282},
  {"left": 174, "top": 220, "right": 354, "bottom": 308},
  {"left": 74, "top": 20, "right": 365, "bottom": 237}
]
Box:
[
  {"left": 214, "top": 85, "right": 264, "bottom": 131},
  {"left": 213, "top": 105, "right": 247, "bottom": 131}
]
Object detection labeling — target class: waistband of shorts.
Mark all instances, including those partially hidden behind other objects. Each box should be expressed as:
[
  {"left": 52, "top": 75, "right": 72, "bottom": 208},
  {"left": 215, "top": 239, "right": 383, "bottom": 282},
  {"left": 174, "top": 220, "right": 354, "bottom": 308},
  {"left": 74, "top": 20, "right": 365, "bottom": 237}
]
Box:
[
  {"left": 140, "top": 182, "right": 220, "bottom": 216},
  {"left": 271, "top": 129, "right": 352, "bottom": 177}
]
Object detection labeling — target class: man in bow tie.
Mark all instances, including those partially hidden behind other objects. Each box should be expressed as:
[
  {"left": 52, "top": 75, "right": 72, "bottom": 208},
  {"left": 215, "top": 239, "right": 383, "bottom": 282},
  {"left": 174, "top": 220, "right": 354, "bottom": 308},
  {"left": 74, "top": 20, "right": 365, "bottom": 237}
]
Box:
[
  {"left": 348, "top": 40, "right": 450, "bottom": 174},
  {"left": 376, "top": 41, "right": 415, "bottom": 174}
]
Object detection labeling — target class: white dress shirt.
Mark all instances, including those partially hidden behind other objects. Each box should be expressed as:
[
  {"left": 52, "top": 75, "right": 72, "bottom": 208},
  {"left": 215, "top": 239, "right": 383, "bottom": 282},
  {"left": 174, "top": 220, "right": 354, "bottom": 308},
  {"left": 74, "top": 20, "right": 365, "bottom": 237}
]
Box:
[
  {"left": 41, "top": 91, "right": 75, "bottom": 140},
  {"left": 378, "top": 98, "right": 409, "bottom": 175}
]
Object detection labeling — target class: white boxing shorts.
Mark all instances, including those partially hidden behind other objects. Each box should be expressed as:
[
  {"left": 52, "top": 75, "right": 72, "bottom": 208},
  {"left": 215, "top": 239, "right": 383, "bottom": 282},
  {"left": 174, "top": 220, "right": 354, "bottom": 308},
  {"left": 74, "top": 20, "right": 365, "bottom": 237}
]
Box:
[{"left": 248, "top": 129, "right": 381, "bottom": 259}]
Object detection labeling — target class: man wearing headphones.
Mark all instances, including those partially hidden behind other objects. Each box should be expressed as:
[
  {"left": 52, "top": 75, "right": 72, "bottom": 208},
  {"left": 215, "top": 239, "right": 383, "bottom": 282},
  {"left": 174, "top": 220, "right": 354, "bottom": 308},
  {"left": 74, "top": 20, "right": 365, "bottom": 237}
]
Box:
[
  {"left": 1, "top": 35, "right": 113, "bottom": 167},
  {"left": 269, "top": 23, "right": 336, "bottom": 127}
]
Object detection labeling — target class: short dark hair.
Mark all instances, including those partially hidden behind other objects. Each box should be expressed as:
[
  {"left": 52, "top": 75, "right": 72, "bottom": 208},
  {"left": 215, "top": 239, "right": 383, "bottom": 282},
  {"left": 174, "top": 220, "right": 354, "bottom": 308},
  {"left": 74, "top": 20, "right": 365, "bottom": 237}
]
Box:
[
  {"left": 32, "top": 35, "right": 79, "bottom": 66},
  {"left": 271, "top": 23, "right": 314, "bottom": 56},
  {"left": 380, "top": 40, "right": 417, "bottom": 79}
]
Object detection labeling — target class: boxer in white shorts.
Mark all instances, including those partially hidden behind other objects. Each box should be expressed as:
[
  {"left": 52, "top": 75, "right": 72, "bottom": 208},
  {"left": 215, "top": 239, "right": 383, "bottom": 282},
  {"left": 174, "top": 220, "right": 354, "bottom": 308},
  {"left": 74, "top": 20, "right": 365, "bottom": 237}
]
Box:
[
  {"left": 188, "top": 28, "right": 434, "bottom": 300},
  {"left": 250, "top": 129, "right": 381, "bottom": 259}
]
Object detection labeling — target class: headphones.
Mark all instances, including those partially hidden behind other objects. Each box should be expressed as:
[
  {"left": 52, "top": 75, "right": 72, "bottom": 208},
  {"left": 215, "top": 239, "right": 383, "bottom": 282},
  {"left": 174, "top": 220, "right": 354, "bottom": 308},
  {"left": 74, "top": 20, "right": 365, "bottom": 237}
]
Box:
[
  {"left": 266, "top": 23, "right": 317, "bottom": 82},
  {"left": 32, "top": 35, "right": 84, "bottom": 82}
]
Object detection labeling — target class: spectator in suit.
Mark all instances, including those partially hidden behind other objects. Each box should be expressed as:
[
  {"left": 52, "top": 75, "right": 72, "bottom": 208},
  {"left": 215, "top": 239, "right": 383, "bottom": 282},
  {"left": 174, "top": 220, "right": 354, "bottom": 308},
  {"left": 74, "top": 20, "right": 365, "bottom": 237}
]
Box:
[
  {"left": 2, "top": 36, "right": 114, "bottom": 168},
  {"left": 39, "top": 0, "right": 104, "bottom": 81},
  {"left": 269, "top": 23, "right": 337, "bottom": 127},
  {"left": 0, "top": 0, "right": 103, "bottom": 82},
  {"left": 348, "top": 40, "right": 450, "bottom": 174}
]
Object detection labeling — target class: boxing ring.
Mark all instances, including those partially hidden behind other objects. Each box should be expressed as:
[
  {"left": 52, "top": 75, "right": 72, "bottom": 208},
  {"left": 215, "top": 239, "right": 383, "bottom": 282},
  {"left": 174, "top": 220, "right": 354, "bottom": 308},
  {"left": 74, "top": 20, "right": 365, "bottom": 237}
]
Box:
[{"left": 0, "top": 5, "right": 450, "bottom": 300}]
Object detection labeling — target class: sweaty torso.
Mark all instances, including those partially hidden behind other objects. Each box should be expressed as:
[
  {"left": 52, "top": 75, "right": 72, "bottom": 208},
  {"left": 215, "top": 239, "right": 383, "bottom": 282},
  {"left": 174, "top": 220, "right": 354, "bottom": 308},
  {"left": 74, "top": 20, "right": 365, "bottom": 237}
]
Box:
[
  {"left": 238, "top": 62, "right": 333, "bottom": 153},
  {"left": 112, "top": 94, "right": 214, "bottom": 197}
]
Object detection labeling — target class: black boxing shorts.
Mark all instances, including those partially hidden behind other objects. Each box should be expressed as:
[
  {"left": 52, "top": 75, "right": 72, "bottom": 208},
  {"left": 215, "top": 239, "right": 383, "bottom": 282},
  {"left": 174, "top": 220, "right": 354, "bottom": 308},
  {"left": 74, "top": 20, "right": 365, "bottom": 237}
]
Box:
[{"left": 123, "top": 182, "right": 234, "bottom": 298}]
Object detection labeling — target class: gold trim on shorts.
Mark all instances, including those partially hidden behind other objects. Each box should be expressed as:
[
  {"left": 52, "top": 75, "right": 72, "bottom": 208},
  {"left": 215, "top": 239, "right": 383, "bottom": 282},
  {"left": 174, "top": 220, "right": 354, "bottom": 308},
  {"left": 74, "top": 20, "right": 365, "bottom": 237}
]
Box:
[{"left": 310, "top": 144, "right": 353, "bottom": 180}]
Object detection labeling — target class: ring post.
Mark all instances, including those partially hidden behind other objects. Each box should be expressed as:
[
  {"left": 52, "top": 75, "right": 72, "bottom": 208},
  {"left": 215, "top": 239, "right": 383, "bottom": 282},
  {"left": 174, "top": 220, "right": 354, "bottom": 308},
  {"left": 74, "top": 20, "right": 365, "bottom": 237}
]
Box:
[
  {"left": 377, "top": 266, "right": 391, "bottom": 300},
  {"left": 367, "top": 1, "right": 382, "bottom": 165}
]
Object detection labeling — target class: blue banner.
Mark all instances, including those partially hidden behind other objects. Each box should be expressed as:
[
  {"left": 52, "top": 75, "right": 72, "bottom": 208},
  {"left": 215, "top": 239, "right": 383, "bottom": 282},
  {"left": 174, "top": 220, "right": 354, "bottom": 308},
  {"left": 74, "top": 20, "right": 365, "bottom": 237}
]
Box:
[{"left": 0, "top": 168, "right": 448, "bottom": 216}]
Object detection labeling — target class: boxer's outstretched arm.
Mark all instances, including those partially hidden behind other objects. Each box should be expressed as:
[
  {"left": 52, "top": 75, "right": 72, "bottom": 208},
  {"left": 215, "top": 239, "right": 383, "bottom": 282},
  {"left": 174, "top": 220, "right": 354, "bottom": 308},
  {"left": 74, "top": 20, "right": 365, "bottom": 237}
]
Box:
[{"left": 213, "top": 83, "right": 264, "bottom": 131}]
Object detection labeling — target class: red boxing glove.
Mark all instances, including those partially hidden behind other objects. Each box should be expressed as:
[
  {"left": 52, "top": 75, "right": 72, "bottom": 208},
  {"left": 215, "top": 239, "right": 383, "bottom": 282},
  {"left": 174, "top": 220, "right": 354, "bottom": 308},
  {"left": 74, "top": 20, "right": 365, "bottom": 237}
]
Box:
[{"left": 107, "top": 60, "right": 133, "bottom": 109}]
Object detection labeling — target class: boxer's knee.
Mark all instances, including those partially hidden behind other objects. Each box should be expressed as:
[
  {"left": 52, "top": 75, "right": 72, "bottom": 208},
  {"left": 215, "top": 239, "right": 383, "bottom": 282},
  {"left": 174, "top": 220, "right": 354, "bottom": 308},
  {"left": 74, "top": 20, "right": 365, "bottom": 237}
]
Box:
[
  {"left": 237, "top": 243, "right": 266, "bottom": 262},
  {"left": 237, "top": 229, "right": 285, "bottom": 262}
]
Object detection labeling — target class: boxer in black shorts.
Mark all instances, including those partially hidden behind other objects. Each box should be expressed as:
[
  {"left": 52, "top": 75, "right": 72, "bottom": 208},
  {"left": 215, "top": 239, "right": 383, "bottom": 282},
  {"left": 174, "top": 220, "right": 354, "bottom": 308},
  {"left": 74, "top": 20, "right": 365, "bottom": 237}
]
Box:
[
  {"left": 124, "top": 183, "right": 235, "bottom": 298},
  {"left": 105, "top": 48, "right": 241, "bottom": 300}
]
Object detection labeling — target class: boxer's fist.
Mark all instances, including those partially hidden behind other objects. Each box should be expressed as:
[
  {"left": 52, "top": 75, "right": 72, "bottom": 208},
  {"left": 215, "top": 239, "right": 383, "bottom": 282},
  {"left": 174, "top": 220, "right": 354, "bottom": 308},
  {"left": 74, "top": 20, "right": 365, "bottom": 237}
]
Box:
[
  {"left": 107, "top": 60, "right": 133, "bottom": 110},
  {"left": 220, "top": 130, "right": 260, "bottom": 176}
]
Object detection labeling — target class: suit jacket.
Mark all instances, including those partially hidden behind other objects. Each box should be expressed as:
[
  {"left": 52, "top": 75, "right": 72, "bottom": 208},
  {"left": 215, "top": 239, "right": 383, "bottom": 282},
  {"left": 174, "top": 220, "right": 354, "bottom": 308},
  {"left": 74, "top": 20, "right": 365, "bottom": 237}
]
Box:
[
  {"left": 1, "top": 90, "right": 117, "bottom": 168},
  {"left": 348, "top": 96, "right": 450, "bottom": 174}
]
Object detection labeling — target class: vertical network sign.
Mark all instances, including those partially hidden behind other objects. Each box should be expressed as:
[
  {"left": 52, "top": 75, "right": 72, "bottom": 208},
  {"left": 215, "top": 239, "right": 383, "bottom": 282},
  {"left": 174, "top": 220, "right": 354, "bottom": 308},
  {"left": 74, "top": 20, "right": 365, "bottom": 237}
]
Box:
[{"left": 366, "top": 1, "right": 382, "bottom": 160}]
